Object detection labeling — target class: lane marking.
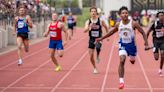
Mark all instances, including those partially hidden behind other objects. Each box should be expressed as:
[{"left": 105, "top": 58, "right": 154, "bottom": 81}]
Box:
[
  {"left": 50, "top": 51, "right": 88, "bottom": 92},
  {"left": 1, "top": 37, "right": 86, "bottom": 92},
  {"left": 100, "top": 35, "right": 116, "bottom": 92}
]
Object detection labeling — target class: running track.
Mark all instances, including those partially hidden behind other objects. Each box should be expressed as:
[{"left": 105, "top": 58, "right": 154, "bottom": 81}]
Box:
[{"left": 0, "top": 28, "right": 164, "bottom": 92}]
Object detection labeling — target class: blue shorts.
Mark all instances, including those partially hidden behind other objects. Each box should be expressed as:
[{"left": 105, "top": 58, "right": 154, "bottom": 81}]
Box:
[
  {"left": 49, "top": 40, "right": 63, "bottom": 50},
  {"left": 119, "top": 42, "right": 137, "bottom": 56}
]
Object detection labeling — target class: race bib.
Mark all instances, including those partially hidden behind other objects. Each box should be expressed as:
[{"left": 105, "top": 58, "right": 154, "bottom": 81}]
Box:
[
  {"left": 91, "top": 31, "right": 99, "bottom": 37},
  {"left": 121, "top": 31, "right": 132, "bottom": 43},
  {"left": 122, "top": 36, "right": 132, "bottom": 43},
  {"left": 18, "top": 22, "right": 24, "bottom": 28},
  {"left": 68, "top": 20, "right": 73, "bottom": 24},
  {"left": 50, "top": 31, "right": 57, "bottom": 37},
  {"left": 156, "top": 31, "right": 164, "bottom": 38}
]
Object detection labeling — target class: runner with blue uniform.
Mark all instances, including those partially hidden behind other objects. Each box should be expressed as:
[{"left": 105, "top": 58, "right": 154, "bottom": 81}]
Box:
[
  {"left": 96, "top": 6, "right": 149, "bottom": 89},
  {"left": 13, "top": 5, "right": 33, "bottom": 65}
]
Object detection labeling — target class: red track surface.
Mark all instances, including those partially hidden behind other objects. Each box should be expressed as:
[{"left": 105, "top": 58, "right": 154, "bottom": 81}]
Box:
[{"left": 0, "top": 28, "right": 164, "bottom": 92}]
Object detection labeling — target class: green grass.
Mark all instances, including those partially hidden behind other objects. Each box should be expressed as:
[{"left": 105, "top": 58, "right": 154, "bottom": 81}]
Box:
[{"left": 77, "top": 7, "right": 90, "bottom": 27}]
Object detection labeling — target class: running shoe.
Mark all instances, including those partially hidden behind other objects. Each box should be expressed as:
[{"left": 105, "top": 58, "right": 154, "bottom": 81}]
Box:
[
  {"left": 158, "top": 71, "right": 163, "bottom": 77},
  {"left": 18, "top": 59, "right": 23, "bottom": 66},
  {"left": 55, "top": 65, "right": 62, "bottom": 72},
  {"left": 119, "top": 83, "right": 124, "bottom": 89},
  {"left": 93, "top": 68, "right": 98, "bottom": 74}
]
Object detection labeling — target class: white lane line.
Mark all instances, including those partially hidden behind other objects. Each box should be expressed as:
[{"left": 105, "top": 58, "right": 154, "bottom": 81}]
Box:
[
  {"left": 100, "top": 35, "right": 116, "bottom": 92},
  {"left": 50, "top": 51, "right": 88, "bottom": 92},
  {"left": 0, "top": 36, "right": 86, "bottom": 70},
  {"left": 1, "top": 37, "right": 86, "bottom": 92},
  {"left": 1, "top": 87, "right": 161, "bottom": 90},
  {"left": 137, "top": 55, "right": 153, "bottom": 92}
]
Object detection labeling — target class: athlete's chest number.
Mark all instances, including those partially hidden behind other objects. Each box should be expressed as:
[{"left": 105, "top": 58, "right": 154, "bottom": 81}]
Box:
[
  {"left": 121, "top": 32, "right": 132, "bottom": 43},
  {"left": 91, "top": 31, "right": 99, "bottom": 37},
  {"left": 156, "top": 31, "right": 164, "bottom": 38},
  {"left": 18, "top": 22, "right": 24, "bottom": 28},
  {"left": 50, "top": 31, "right": 57, "bottom": 37}
]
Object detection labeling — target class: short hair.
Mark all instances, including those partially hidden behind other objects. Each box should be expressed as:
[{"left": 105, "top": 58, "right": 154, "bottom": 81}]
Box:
[
  {"left": 18, "top": 4, "right": 27, "bottom": 10},
  {"left": 90, "top": 6, "right": 97, "bottom": 12},
  {"left": 119, "top": 6, "right": 128, "bottom": 15},
  {"left": 156, "top": 11, "right": 164, "bottom": 17},
  {"left": 52, "top": 12, "right": 58, "bottom": 15}
]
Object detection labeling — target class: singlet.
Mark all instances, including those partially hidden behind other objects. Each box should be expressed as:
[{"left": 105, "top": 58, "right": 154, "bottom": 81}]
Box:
[
  {"left": 49, "top": 21, "right": 62, "bottom": 40},
  {"left": 89, "top": 18, "right": 102, "bottom": 38},
  {"left": 67, "top": 16, "right": 74, "bottom": 24},
  {"left": 151, "top": 21, "right": 164, "bottom": 39},
  {"left": 17, "top": 17, "right": 29, "bottom": 33},
  {"left": 118, "top": 19, "right": 135, "bottom": 44}
]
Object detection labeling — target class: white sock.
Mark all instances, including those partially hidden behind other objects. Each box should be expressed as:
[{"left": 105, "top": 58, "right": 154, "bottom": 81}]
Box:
[
  {"left": 159, "top": 69, "right": 162, "bottom": 73},
  {"left": 119, "top": 78, "right": 124, "bottom": 83}
]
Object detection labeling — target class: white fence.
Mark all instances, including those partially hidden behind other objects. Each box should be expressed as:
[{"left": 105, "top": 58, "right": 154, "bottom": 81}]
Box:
[{"left": 0, "top": 21, "right": 49, "bottom": 50}]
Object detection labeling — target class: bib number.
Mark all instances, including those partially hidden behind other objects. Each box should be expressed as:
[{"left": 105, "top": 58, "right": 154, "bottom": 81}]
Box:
[
  {"left": 68, "top": 20, "right": 73, "bottom": 24},
  {"left": 18, "top": 22, "right": 24, "bottom": 28},
  {"left": 122, "top": 37, "right": 132, "bottom": 43},
  {"left": 50, "top": 31, "right": 57, "bottom": 37},
  {"left": 156, "top": 31, "right": 164, "bottom": 38},
  {"left": 91, "top": 31, "right": 99, "bottom": 37}
]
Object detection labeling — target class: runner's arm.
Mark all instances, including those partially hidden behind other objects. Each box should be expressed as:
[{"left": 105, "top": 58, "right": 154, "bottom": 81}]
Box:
[
  {"left": 146, "top": 23, "right": 154, "bottom": 39},
  {"left": 59, "top": 22, "right": 68, "bottom": 40},
  {"left": 43, "top": 24, "right": 50, "bottom": 37},
  {"left": 84, "top": 20, "right": 90, "bottom": 33},
  {"left": 97, "top": 22, "right": 119, "bottom": 41},
  {"left": 101, "top": 20, "right": 109, "bottom": 33},
  {"left": 26, "top": 15, "right": 33, "bottom": 28},
  {"left": 13, "top": 17, "right": 18, "bottom": 35},
  {"left": 133, "top": 21, "right": 148, "bottom": 46}
]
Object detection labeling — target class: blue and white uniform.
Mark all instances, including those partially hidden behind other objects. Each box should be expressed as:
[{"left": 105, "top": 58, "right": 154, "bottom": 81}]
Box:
[
  {"left": 16, "top": 17, "right": 29, "bottom": 40},
  {"left": 118, "top": 19, "right": 137, "bottom": 57}
]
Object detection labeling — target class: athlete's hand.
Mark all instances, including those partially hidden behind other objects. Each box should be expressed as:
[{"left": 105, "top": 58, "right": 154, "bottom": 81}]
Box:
[
  {"left": 89, "top": 23, "right": 93, "bottom": 30},
  {"left": 95, "top": 38, "right": 102, "bottom": 44},
  {"left": 43, "top": 33, "right": 48, "bottom": 37},
  {"left": 144, "top": 45, "right": 150, "bottom": 51}
]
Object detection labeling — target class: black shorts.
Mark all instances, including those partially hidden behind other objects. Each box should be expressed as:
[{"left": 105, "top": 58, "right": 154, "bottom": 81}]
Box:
[
  {"left": 88, "top": 38, "right": 102, "bottom": 49},
  {"left": 17, "top": 32, "right": 29, "bottom": 40},
  {"left": 68, "top": 23, "right": 74, "bottom": 30},
  {"left": 73, "top": 22, "right": 76, "bottom": 26},
  {"left": 153, "top": 37, "right": 164, "bottom": 53}
]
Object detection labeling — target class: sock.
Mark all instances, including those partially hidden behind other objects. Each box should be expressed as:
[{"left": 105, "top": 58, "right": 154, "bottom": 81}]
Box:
[
  {"left": 159, "top": 69, "right": 162, "bottom": 73},
  {"left": 119, "top": 78, "right": 124, "bottom": 83}
]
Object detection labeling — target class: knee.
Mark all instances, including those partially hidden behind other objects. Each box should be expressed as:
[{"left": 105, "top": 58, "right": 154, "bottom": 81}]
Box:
[
  {"left": 59, "top": 54, "right": 63, "bottom": 57},
  {"left": 50, "top": 54, "right": 54, "bottom": 58},
  {"left": 18, "top": 46, "right": 22, "bottom": 50}
]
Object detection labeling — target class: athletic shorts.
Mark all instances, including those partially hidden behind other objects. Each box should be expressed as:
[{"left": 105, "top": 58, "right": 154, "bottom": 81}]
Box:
[
  {"left": 49, "top": 40, "right": 63, "bottom": 50},
  {"left": 153, "top": 37, "right": 164, "bottom": 53},
  {"left": 17, "top": 32, "right": 29, "bottom": 40},
  {"left": 88, "top": 37, "right": 102, "bottom": 49},
  {"left": 68, "top": 23, "right": 74, "bottom": 30},
  {"left": 119, "top": 42, "right": 137, "bottom": 56},
  {"left": 73, "top": 22, "right": 76, "bottom": 26}
]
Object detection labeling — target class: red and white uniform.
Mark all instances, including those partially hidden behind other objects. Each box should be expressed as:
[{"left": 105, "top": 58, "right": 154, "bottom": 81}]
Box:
[{"left": 49, "top": 21, "right": 62, "bottom": 40}]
